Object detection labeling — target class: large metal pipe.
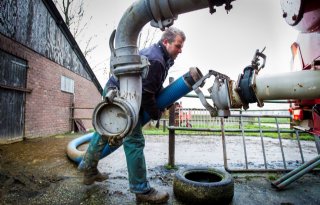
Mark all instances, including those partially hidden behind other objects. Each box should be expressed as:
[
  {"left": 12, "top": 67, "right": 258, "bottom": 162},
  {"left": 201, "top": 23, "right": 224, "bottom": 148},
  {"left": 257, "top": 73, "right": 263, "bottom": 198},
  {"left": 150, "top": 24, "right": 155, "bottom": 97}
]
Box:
[
  {"left": 113, "top": 0, "right": 212, "bottom": 72},
  {"left": 207, "top": 70, "right": 320, "bottom": 115},
  {"left": 255, "top": 70, "right": 320, "bottom": 100},
  {"left": 227, "top": 70, "right": 320, "bottom": 108},
  {"left": 160, "top": 1, "right": 209, "bottom": 16},
  {"left": 98, "top": 0, "right": 215, "bottom": 138}
]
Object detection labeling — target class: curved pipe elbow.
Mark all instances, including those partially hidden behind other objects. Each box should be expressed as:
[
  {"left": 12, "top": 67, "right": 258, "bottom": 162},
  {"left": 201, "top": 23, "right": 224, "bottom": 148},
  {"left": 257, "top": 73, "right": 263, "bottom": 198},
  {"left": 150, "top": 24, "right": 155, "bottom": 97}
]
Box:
[
  {"left": 110, "top": 1, "right": 152, "bottom": 134},
  {"left": 94, "top": 1, "right": 151, "bottom": 139},
  {"left": 114, "top": 1, "right": 152, "bottom": 59},
  {"left": 94, "top": 0, "right": 213, "bottom": 139}
]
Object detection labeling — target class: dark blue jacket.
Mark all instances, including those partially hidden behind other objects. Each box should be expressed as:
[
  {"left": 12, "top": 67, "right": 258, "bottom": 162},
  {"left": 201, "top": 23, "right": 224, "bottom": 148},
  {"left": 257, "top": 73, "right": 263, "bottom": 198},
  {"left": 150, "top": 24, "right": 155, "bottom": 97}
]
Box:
[
  {"left": 140, "top": 42, "right": 174, "bottom": 94},
  {"left": 140, "top": 42, "right": 174, "bottom": 120},
  {"left": 106, "top": 42, "right": 174, "bottom": 120}
]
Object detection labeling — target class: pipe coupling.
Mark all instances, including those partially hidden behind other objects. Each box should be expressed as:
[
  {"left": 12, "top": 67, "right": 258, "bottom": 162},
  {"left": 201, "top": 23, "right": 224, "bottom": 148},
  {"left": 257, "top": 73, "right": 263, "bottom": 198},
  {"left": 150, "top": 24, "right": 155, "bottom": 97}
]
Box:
[{"left": 92, "top": 97, "right": 137, "bottom": 145}]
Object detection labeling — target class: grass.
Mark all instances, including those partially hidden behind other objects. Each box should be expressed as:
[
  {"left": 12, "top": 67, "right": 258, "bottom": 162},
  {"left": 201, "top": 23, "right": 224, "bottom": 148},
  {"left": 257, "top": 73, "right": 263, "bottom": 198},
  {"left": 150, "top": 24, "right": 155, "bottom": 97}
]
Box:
[
  {"left": 164, "top": 164, "right": 178, "bottom": 170},
  {"left": 268, "top": 174, "right": 278, "bottom": 181},
  {"left": 142, "top": 122, "right": 315, "bottom": 141},
  {"left": 85, "top": 116, "right": 314, "bottom": 141}
]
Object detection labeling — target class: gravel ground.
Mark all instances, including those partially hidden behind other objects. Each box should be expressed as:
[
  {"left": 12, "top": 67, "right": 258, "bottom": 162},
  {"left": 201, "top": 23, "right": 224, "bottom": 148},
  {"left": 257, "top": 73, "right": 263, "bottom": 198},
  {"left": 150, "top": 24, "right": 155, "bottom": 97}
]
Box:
[{"left": 0, "top": 133, "right": 319, "bottom": 204}]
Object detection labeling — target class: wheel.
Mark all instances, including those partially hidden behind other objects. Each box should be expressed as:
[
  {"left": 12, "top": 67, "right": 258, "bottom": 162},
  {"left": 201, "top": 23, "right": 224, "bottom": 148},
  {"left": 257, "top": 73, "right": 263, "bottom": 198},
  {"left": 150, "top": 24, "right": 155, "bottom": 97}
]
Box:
[{"left": 173, "top": 167, "right": 234, "bottom": 204}]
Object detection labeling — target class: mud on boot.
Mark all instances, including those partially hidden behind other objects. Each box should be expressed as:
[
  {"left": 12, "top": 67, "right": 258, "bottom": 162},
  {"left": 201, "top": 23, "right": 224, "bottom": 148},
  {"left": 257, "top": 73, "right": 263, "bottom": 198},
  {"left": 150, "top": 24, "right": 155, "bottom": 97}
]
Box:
[
  {"left": 83, "top": 168, "right": 109, "bottom": 185},
  {"left": 136, "top": 187, "right": 169, "bottom": 204}
]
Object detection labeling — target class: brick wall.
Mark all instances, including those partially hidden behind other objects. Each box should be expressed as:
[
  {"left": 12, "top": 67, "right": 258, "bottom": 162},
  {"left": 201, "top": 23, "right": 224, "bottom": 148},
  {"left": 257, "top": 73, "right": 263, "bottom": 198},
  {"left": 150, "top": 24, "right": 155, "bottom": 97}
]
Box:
[{"left": 0, "top": 34, "right": 101, "bottom": 139}]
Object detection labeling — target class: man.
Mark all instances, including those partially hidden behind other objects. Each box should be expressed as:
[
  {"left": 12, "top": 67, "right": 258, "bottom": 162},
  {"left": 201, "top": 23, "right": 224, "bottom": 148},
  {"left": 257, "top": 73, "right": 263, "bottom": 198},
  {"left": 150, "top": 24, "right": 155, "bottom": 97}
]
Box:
[{"left": 79, "top": 27, "right": 185, "bottom": 204}]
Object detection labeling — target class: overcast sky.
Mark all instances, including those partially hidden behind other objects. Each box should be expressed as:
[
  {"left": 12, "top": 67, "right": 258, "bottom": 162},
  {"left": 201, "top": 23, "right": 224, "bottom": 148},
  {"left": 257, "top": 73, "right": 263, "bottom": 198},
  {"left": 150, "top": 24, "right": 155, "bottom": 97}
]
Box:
[{"left": 82, "top": 0, "right": 299, "bottom": 109}]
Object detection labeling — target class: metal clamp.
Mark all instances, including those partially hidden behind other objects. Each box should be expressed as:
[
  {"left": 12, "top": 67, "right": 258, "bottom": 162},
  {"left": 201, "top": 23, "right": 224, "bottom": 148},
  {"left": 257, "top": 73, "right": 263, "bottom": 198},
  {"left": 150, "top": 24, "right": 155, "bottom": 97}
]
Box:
[
  {"left": 236, "top": 48, "right": 267, "bottom": 109},
  {"left": 148, "top": 0, "right": 177, "bottom": 30},
  {"left": 251, "top": 47, "right": 266, "bottom": 73},
  {"left": 193, "top": 70, "right": 231, "bottom": 117},
  {"left": 104, "top": 89, "right": 118, "bottom": 103},
  {"left": 193, "top": 70, "right": 217, "bottom": 117},
  {"left": 207, "top": 0, "right": 234, "bottom": 14}
]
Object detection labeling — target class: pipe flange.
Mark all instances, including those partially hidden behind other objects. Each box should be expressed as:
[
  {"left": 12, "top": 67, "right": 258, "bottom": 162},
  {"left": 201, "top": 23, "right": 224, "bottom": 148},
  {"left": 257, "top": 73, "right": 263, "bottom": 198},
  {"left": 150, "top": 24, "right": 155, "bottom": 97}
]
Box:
[
  {"left": 92, "top": 98, "right": 133, "bottom": 140},
  {"left": 235, "top": 66, "right": 264, "bottom": 109},
  {"left": 210, "top": 78, "right": 231, "bottom": 117},
  {"left": 184, "top": 67, "right": 203, "bottom": 89}
]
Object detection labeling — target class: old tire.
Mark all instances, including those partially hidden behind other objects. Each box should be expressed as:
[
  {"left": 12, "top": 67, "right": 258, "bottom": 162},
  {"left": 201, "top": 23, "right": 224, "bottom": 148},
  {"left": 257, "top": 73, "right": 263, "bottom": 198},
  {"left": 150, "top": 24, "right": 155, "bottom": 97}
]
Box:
[{"left": 173, "top": 167, "right": 234, "bottom": 204}]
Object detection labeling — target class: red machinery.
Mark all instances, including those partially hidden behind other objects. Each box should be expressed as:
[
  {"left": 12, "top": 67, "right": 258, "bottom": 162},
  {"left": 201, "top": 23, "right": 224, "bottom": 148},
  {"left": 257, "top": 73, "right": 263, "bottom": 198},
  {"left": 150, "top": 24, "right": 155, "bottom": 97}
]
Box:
[{"left": 283, "top": 0, "right": 320, "bottom": 136}]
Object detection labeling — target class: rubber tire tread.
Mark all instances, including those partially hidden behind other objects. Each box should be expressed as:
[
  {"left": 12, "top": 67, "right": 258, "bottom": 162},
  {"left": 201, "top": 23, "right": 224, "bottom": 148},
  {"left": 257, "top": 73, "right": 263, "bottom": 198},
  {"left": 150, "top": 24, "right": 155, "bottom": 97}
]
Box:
[{"left": 173, "top": 167, "right": 234, "bottom": 205}]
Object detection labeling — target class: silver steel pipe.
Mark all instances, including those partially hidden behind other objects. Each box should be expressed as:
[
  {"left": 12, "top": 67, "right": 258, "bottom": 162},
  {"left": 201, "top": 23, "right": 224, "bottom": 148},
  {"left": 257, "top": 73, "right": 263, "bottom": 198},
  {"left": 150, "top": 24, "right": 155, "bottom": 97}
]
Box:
[
  {"left": 95, "top": 0, "right": 226, "bottom": 139},
  {"left": 107, "top": 0, "right": 213, "bottom": 137},
  {"left": 255, "top": 70, "right": 320, "bottom": 101},
  {"left": 167, "top": 0, "right": 209, "bottom": 15},
  {"left": 114, "top": 0, "right": 211, "bottom": 59},
  {"left": 227, "top": 69, "right": 320, "bottom": 110}
]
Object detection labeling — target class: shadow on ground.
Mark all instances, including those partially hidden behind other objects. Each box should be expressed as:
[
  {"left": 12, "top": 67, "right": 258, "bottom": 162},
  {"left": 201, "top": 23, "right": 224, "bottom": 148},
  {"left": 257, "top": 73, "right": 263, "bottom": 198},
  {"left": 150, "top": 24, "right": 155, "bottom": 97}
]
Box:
[{"left": 0, "top": 133, "right": 319, "bottom": 204}]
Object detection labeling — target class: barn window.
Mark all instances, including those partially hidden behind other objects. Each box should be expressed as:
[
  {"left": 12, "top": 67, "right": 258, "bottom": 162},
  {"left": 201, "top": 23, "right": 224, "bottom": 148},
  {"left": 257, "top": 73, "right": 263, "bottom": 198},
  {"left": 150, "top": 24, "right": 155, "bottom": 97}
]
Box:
[{"left": 61, "top": 76, "right": 74, "bottom": 94}]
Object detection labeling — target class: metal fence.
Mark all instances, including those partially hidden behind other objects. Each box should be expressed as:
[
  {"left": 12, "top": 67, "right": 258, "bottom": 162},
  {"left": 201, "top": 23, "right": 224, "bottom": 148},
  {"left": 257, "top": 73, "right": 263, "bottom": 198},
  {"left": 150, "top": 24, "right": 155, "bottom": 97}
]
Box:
[
  {"left": 170, "top": 108, "right": 290, "bottom": 130},
  {"left": 165, "top": 107, "right": 320, "bottom": 173}
]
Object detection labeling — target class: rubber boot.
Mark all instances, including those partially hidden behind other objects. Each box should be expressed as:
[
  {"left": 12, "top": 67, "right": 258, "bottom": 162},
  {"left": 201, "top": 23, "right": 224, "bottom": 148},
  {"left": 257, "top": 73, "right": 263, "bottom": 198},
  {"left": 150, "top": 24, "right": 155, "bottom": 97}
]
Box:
[
  {"left": 136, "top": 188, "right": 169, "bottom": 204},
  {"left": 83, "top": 168, "right": 109, "bottom": 185}
]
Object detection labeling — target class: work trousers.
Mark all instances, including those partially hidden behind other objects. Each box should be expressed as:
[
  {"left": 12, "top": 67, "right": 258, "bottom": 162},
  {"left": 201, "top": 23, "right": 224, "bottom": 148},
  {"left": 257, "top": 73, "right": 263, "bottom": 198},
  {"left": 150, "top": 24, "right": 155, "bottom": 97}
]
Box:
[{"left": 79, "top": 119, "right": 151, "bottom": 194}]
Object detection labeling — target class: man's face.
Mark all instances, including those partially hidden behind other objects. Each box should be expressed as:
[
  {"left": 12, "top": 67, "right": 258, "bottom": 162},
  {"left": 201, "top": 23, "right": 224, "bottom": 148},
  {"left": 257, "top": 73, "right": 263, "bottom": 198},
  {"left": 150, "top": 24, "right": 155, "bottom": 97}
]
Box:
[{"left": 163, "top": 35, "right": 184, "bottom": 60}]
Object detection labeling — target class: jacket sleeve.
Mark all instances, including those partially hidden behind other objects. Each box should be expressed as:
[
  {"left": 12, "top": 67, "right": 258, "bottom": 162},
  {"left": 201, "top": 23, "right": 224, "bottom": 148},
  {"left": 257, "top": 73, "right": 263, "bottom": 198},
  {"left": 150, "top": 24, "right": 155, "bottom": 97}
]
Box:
[
  {"left": 141, "top": 60, "right": 165, "bottom": 120},
  {"left": 142, "top": 60, "right": 164, "bottom": 94}
]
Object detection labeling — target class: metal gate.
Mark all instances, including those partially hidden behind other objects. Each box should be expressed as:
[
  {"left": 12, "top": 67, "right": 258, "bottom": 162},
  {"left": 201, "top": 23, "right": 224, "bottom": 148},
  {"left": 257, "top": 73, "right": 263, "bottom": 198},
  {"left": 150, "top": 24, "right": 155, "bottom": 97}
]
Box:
[
  {"left": 0, "top": 50, "right": 28, "bottom": 143},
  {"left": 166, "top": 107, "right": 319, "bottom": 172}
]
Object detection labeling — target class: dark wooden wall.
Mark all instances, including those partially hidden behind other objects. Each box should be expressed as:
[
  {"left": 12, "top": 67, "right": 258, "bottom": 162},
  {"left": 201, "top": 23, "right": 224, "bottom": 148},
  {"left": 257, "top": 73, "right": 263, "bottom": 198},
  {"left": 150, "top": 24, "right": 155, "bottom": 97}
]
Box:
[
  {"left": 0, "top": 50, "right": 27, "bottom": 142},
  {"left": 0, "top": 0, "right": 91, "bottom": 80}
]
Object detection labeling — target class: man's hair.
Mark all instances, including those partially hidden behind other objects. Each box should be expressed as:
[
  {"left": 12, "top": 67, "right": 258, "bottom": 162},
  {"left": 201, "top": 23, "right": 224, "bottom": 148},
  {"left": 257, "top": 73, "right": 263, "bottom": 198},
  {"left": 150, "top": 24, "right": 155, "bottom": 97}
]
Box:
[{"left": 160, "top": 27, "right": 186, "bottom": 43}]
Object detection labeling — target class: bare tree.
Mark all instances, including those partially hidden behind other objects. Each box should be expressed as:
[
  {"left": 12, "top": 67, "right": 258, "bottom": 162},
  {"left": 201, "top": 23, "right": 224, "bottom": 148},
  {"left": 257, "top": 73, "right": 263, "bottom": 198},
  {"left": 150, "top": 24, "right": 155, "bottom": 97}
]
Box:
[
  {"left": 53, "top": 0, "right": 97, "bottom": 57},
  {"left": 138, "top": 27, "right": 159, "bottom": 49}
]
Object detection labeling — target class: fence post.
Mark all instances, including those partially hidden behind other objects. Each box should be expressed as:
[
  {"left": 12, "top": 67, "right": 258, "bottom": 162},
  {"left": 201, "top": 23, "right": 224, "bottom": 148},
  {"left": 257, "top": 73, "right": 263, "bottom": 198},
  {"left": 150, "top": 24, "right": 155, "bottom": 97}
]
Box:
[
  {"left": 289, "top": 102, "right": 293, "bottom": 138},
  {"left": 239, "top": 109, "right": 242, "bottom": 129},
  {"left": 275, "top": 117, "right": 287, "bottom": 169},
  {"left": 168, "top": 77, "right": 175, "bottom": 167},
  {"left": 221, "top": 118, "right": 228, "bottom": 170}
]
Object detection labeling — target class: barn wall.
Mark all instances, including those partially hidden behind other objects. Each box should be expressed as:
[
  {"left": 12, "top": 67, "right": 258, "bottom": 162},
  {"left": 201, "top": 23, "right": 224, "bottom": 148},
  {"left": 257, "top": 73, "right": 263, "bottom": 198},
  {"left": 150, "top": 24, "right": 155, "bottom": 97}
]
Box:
[
  {"left": 0, "top": 34, "right": 101, "bottom": 138},
  {"left": 0, "top": 0, "right": 103, "bottom": 140},
  {"left": 0, "top": 0, "right": 94, "bottom": 81}
]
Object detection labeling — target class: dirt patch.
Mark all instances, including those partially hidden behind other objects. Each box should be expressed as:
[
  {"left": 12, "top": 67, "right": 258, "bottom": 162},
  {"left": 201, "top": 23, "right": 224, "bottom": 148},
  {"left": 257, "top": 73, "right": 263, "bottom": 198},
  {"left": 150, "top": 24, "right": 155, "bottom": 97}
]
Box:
[{"left": 0, "top": 134, "right": 319, "bottom": 204}]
